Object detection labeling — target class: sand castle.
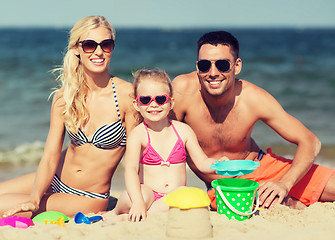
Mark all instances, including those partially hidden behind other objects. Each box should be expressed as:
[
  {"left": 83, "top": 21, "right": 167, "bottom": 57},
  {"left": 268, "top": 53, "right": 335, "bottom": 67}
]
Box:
[{"left": 164, "top": 187, "right": 213, "bottom": 239}]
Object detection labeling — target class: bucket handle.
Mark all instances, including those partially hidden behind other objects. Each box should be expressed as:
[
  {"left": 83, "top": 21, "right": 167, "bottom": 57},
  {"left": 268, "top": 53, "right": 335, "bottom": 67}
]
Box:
[{"left": 216, "top": 186, "right": 260, "bottom": 217}]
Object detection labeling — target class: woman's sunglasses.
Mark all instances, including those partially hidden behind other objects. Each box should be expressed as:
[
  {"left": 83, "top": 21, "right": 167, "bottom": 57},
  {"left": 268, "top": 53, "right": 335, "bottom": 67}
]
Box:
[
  {"left": 78, "top": 39, "right": 115, "bottom": 53},
  {"left": 136, "top": 95, "right": 171, "bottom": 106},
  {"left": 197, "top": 59, "right": 233, "bottom": 73}
]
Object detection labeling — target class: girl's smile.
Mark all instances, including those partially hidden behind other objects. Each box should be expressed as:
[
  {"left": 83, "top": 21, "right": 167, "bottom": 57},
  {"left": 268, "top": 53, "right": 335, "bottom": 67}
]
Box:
[{"left": 134, "top": 79, "right": 174, "bottom": 124}]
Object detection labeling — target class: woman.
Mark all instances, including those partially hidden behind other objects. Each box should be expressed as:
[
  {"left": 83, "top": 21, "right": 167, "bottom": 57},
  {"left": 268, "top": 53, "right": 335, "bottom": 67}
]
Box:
[{"left": 0, "top": 16, "right": 135, "bottom": 218}]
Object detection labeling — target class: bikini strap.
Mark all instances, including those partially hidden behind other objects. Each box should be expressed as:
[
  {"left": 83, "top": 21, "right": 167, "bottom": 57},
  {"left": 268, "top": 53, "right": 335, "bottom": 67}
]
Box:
[
  {"left": 111, "top": 78, "right": 121, "bottom": 120},
  {"left": 143, "top": 121, "right": 151, "bottom": 144},
  {"left": 169, "top": 120, "right": 183, "bottom": 142}
]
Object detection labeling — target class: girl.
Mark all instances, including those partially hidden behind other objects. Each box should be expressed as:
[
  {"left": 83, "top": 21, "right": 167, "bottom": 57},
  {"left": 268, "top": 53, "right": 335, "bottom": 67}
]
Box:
[
  {"left": 0, "top": 16, "right": 135, "bottom": 218},
  {"left": 111, "top": 69, "right": 224, "bottom": 222}
]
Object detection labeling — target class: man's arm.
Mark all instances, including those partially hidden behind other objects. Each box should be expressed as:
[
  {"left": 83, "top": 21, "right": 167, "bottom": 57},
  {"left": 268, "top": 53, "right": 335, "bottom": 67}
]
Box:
[{"left": 249, "top": 84, "right": 321, "bottom": 208}]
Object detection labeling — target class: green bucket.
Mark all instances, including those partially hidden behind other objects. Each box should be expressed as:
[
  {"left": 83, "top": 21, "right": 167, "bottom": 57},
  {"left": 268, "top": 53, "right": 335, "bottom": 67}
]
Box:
[{"left": 211, "top": 178, "right": 259, "bottom": 221}]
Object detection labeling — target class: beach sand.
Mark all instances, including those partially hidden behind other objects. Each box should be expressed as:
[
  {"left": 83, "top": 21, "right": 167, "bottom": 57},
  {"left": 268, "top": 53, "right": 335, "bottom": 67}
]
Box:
[
  {"left": 1, "top": 158, "right": 335, "bottom": 240},
  {"left": 1, "top": 189, "right": 335, "bottom": 240}
]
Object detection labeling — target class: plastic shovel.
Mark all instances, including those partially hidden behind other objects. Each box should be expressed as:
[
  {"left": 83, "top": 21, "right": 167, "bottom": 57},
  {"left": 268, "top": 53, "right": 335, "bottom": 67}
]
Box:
[{"left": 74, "top": 212, "right": 103, "bottom": 224}]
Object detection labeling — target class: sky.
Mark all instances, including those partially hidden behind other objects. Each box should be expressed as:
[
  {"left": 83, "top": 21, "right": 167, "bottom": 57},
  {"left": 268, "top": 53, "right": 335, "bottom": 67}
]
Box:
[{"left": 0, "top": 0, "right": 334, "bottom": 28}]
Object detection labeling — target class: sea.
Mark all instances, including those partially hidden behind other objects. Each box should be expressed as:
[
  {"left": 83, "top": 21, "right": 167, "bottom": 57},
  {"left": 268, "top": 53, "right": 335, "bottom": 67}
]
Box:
[{"left": 0, "top": 27, "right": 335, "bottom": 184}]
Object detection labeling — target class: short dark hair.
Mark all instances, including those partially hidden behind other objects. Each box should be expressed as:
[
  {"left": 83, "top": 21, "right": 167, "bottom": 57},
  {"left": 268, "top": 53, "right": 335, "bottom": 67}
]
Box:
[{"left": 197, "top": 31, "right": 239, "bottom": 59}]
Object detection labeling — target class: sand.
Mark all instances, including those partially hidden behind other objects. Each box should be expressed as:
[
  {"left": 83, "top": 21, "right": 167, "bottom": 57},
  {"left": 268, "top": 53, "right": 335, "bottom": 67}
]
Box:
[{"left": 1, "top": 190, "right": 335, "bottom": 240}]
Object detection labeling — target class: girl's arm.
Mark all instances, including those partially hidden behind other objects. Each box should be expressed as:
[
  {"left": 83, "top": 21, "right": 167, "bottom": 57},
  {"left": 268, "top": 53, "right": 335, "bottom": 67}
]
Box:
[
  {"left": 181, "top": 122, "right": 220, "bottom": 173},
  {"left": 123, "top": 126, "right": 147, "bottom": 222},
  {"left": 3, "top": 92, "right": 65, "bottom": 217}
]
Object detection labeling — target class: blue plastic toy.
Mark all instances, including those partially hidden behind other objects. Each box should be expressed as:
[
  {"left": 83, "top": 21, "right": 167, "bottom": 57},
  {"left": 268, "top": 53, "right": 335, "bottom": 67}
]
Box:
[
  {"left": 74, "top": 212, "right": 103, "bottom": 224},
  {"left": 211, "top": 160, "right": 260, "bottom": 176}
]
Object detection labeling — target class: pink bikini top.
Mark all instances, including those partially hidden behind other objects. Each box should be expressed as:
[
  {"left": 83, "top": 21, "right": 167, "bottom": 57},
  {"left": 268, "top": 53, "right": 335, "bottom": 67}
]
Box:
[{"left": 139, "top": 121, "right": 186, "bottom": 166}]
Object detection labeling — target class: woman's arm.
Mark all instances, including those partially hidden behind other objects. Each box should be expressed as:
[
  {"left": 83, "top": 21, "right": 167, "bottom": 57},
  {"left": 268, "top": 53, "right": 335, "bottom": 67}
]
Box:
[{"left": 3, "top": 92, "right": 65, "bottom": 217}]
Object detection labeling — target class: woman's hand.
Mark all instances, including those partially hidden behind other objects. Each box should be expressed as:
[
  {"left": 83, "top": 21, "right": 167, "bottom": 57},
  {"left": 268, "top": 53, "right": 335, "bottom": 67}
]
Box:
[
  {"left": 128, "top": 201, "right": 147, "bottom": 222},
  {"left": 3, "top": 201, "right": 39, "bottom": 218}
]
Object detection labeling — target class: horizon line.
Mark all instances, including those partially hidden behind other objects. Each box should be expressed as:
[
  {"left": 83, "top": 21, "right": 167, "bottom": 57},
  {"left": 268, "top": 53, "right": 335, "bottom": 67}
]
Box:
[{"left": 0, "top": 24, "right": 335, "bottom": 30}]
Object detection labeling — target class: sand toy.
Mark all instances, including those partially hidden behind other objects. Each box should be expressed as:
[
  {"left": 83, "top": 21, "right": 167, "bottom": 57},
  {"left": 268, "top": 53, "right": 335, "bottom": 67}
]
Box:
[
  {"left": 164, "top": 187, "right": 212, "bottom": 239},
  {"left": 74, "top": 212, "right": 103, "bottom": 224},
  {"left": 32, "top": 211, "right": 70, "bottom": 223},
  {"left": 0, "top": 216, "right": 34, "bottom": 229},
  {"left": 211, "top": 160, "right": 260, "bottom": 221},
  {"left": 44, "top": 217, "right": 66, "bottom": 227},
  {"left": 211, "top": 160, "right": 259, "bottom": 176}
]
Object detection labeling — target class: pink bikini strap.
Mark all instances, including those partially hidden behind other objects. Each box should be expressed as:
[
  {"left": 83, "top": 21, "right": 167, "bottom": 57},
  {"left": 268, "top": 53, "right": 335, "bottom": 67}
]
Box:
[
  {"left": 143, "top": 121, "right": 151, "bottom": 144},
  {"left": 143, "top": 120, "right": 181, "bottom": 144},
  {"left": 169, "top": 120, "right": 182, "bottom": 142}
]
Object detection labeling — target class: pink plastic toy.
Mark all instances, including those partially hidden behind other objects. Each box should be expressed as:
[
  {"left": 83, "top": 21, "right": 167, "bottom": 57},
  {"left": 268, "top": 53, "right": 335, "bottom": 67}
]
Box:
[{"left": 0, "top": 216, "right": 34, "bottom": 229}]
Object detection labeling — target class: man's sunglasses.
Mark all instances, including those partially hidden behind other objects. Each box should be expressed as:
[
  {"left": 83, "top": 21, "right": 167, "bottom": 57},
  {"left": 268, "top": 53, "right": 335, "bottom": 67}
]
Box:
[
  {"left": 78, "top": 39, "right": 114, "bottom": 53},
  {"left": 136, "top": 95, "right": 171, "bottom": 106},
  {"left": 197, "top": 59, "right": 233, "bottom": 73}
]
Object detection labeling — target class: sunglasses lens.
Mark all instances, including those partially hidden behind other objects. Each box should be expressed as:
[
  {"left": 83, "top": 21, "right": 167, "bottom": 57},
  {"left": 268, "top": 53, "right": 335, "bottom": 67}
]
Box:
[
  {"left": 101, "top": 39, "right": 114, "bottom": 52},
  {"left": 139, "top": 96, "right": 152, "bottom": 105},
  {"left": 216, "top": 60, "right": 231, "bottom": 72},
  {"left": 197, "top": 60, "right": 211, "bottom": 72},
  {"left": 82, "top": 40, "right": 97, "bottom": 53},
  {"left": 155, "top": 95, "right": 168, "bottom": 105}
]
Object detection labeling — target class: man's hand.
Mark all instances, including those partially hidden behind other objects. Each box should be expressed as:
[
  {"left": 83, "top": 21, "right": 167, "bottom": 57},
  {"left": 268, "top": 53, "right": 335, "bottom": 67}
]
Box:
[{"left": 257, "top": 181, "right": 289, "bottom": 209}]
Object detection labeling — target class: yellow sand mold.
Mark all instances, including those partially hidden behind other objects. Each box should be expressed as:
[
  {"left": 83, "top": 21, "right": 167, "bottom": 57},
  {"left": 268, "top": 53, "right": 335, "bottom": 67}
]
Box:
[{"left": 164, "top": 187, "right": 210, "bottom": 209}]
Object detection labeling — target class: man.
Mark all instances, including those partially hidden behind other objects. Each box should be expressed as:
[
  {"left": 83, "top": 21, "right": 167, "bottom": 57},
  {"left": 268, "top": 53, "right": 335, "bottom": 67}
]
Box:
[{"left": 172, "top": 31, "right": 335, "bottom": 209}]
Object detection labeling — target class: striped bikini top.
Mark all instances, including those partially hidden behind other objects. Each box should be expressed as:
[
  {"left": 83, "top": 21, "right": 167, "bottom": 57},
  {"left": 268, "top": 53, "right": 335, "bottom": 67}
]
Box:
[{"left": 66, "top": 79, "right": 126, "bottom": 150}]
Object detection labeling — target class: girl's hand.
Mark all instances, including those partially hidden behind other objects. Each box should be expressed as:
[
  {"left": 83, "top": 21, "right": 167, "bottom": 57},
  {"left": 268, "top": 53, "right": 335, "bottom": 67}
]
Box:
[
  {"left": 128, "top": 201, "right": 147, "bottom": 222},
  {"left": 3, "top": 201, "right": 39, "bottom": 218},
  {"left": 217, "top": 156, "right": 230, "bottom": 162}
]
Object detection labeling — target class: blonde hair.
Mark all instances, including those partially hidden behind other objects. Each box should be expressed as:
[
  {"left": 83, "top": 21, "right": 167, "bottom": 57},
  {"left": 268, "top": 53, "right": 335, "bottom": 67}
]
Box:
[
  {"left": 133, "top": 69, "right": 173, "bottom": 98},
  {"left": 132, "top": 69, "right": 173, "bottom": 123},
  {"left": 53, "top": 16, "right": 115, "bottom": 133}
]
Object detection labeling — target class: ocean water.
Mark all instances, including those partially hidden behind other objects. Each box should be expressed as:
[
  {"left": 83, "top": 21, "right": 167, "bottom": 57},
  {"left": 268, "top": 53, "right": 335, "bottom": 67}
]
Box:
[{"left": 0, "top": 28, "right": 335, "bottom": 176}]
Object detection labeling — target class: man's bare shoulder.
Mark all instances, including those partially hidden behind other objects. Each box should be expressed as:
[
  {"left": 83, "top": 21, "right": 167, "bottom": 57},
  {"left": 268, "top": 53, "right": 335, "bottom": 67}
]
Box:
[
  {"left": 172, "top": 71, "right": 199, "bottom": 95},
  {"left": 240, "top": 79, "right": 261, "bottom": 90},
  {"left": 239, "top": 79, "right": 272, "bottom": 101},
  {"left": 238, "top": 79, "right": 282, "bottom": 116}
]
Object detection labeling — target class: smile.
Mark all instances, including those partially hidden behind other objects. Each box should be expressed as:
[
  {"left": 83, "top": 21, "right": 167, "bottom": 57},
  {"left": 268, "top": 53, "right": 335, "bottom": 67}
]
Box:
[
  {"left": 91, "top": 58, "right": 105, "bottom": 64},
  {"left": 148, "top": 110, "right": 162, "bottom": 115},
  {"left": 207, "top": 79, "right": 223, "bottom": 88}
]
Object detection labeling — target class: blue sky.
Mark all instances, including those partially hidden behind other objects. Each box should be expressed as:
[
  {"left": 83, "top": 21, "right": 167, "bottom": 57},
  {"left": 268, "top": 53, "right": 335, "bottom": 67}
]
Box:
[{"left": 1, "top": 0, "right": 334, "bottom": 28}]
